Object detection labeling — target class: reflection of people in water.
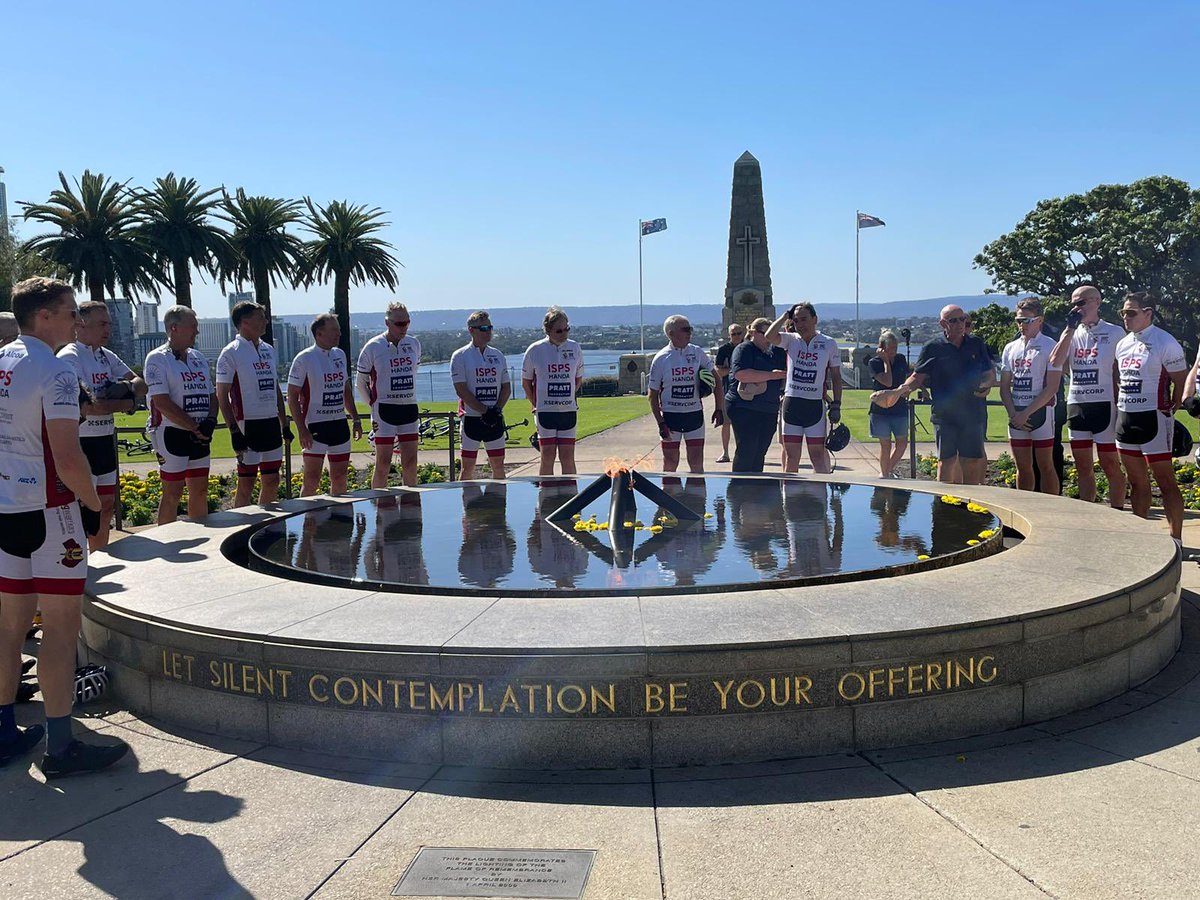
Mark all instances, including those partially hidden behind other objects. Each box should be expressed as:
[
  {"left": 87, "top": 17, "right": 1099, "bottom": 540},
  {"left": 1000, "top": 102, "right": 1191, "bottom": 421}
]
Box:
[
  {"left": 650, "top": 477, "right": 725, "bottom": 587},
  {"left": 781, "top": 480, "right": 844, "bottom": 578},
  {"left": 459, "top": 482, "right": 517, "bottom": 588},
  {"left": 291, "top": 504, "right": 359, "bottom": 575},
  {"left": 364, "top": 492, "right": 430, "bottom": 585},
  {"left": 527, "top": 479, "right": 589, "bottom": 588},
  {"left": 726, "top": 478, "right": 788, "bottom": 575},
  {"left": 869, "top": 486, "right": 928, "bottom": 556}
]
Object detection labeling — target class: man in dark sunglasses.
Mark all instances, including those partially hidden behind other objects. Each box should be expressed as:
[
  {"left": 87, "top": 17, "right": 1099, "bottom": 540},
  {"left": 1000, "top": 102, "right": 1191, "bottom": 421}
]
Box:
[
  {"left": 873, "top": 303, "right": 995, "bottom": 484},
  {"left": 450, "top": 310, "right": 511, "bottom": 479},
  {"left": 1000, "top": 298, "right": 1062, "bottom": 494},
  {"left": 647, "top": 315, "right": 724, "bottom": 473}
]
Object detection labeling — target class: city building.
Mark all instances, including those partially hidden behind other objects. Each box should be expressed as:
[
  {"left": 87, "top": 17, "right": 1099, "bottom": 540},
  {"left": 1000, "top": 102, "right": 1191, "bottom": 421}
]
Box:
[
  {"left": 105, "top": 298, "right": 138, "bottom": 365},
  {"left": 197, "top": 318, "right": 232, "bottom": 362},
  {"left": 228, "top": 290, "right": 254, "bottom": 313},
  {"left": 0, "top": 166, "right": 8, "bottom": 233},
  {"left": 134, "top": 299, "right": 160, "bottom": 336},
  {"left": 273, "top": 319, "right": 311, "bottom": 368},
  {"left": 137, "top": 332, "right": 167, "bottom": 366}
]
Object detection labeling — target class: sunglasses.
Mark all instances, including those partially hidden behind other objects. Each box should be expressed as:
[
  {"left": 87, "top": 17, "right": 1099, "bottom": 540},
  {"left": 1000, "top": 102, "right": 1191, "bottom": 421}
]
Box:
[
  {"left": 388, "top": 319, "right": 410, "bottom": 327},
  {"left": 677, "top": 326, "right": 693, "bottom": 332},
  {"left": 1014, "top": 316, "right": 1040, "bottom": 324},
  {"left": 472, "top": 324, "right": 494, "bottom": 332},
  {"left": 1118, "top": 308, "right": 1149, "bottom": 317},
  {"left": 731, "top": 330, "right": 745, "bottom": 336},
  {"left": 552, "top": 326, "right": 570, "bottom": 334},
  {"left": 944, "top": 315, "right": 967, "bottom": 324}
]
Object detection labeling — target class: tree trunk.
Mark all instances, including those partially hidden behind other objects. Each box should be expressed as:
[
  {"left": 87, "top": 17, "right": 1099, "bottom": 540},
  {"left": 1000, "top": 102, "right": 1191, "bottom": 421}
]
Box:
[
  {"left": 334, "top": 270, "right": 351, "bottom": 362},
  {"left": 88, "top": 273, "right": 105, "bottom": 303},
  {"left": 173, "top": 257, "right": 192, "bottom": 308},
  {"left": 255, "top": 265, "right": 273, "bottom": 346}
]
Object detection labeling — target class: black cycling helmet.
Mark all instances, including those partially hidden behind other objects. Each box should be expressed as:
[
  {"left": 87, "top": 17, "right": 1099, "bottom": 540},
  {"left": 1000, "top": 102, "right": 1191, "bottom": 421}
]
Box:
[
  {"left": 1173, "top": 419, "right": 1193, "bottom": 458},
  {"left": 825, "top": 423, "right": 851, "bottom": 453},
  {"left": 73, "top": 664, "right": 109, "bottom": 706},
  {"left": 529, "top": 432, "right": 540, "bottom": 450}
]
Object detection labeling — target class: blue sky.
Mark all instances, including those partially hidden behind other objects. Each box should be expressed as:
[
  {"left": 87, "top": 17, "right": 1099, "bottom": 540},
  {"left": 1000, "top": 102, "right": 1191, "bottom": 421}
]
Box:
[{"left": 6, "top": 1, "right": 1199, "bottom": 320}]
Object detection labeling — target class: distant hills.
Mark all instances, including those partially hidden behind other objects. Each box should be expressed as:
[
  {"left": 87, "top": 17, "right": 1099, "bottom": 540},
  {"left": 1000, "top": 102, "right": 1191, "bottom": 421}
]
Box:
[{"left": 278, "top": 295, "right": 1018, "bottom": 331}]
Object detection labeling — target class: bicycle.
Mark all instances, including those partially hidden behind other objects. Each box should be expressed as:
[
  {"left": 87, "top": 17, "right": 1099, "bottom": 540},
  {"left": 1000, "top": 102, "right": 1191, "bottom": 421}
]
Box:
[{"left": 117, "top": 437, "right": 154, "bottom": 456}]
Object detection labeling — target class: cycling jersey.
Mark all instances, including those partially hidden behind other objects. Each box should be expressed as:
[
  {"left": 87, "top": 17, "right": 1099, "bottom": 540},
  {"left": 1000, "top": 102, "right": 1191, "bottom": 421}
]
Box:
[
  {"left": 0, "top": 336, "right": 81, "bottom": 512},
  {"left": 1115, "top": 324, "right": 1187, "bottom": 413},
  {"left": 1065, "top": 320, "right": 1122, "bottom": 404},
  {"left": 647, "top": 344, "right": 714, "bottom": 414},
  {"left": 778, "top": 331, "right": 840, "bottom": 400},
  {"left": 215, "top": 335, "right": 280, "bottom": 422},
  {"left": 1001, "top": 332, "right": 1061, "bottom": 407},
  {"left": 449, "top": 344, "right": 510, "bottom": 416},
  {"left": 522, "top": 338, "right": 584, "bottom": 412},
  {"left": 57, "top": 341, "right": 133, "bottom": 437},
  {"left": 144, "top": 344, "right": 213, "bottom": 429},
  {"left": 357, "top": 333, "right": 421, "bottom": 405},
  {"left": 287, "top": 345, "right": 350, "bottom": 425}
]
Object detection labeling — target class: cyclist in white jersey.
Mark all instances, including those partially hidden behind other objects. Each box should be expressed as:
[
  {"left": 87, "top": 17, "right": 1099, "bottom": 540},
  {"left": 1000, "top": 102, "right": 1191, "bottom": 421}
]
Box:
[
  {"left": 1049, "top": 285, "right": 1126, "bottom": 507},
  {"left": 356, "top": 302, "right": 422, "bottom": 488},
  {"left": 58, "top": 300, "right": 145, "bottom": 549},
  {"left": 287, "top": 313, "right": 362, "bottom": 497},
  {"left": 144, "top": 306, "right": 217, "bottom": 525},
  {"left": 1000, "top": 299, "right": 1063, "bottom": 494},
  {"left": 216, "top": 301, "right": 289, "bottom": 508},
  {"left": 1114, "top": 292, "right": 1187, "bottom": 540},
  {"left": 0, "top": 278, "right": 128, "bottom": 777},
  {"left": 450, "top": 310, "right": 511, "bottom": 480},
  {"left": 647, "top": 315, "right": 724, "bottom": 474},
  {"left": 522, "top": 306, "right": 585, "bottom": 476},
  {"left": 765, "top": 303, "right": 843, "bottom": 474}
]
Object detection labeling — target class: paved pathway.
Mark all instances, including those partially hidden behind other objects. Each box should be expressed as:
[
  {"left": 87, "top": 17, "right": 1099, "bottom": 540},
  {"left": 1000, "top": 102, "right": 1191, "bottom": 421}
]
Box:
[{"left": 6, "top": 413, "right": 1198, "bottom": 898}]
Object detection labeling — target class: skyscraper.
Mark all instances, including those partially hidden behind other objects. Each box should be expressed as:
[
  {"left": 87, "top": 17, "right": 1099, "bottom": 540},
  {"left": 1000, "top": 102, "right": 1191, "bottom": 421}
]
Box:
[
  {"left": 134, "top": 299, "right": 161, "bottom": 335},
  {"left": 196, "top": 318, "right": 232, "bottom": 363},
  {"left": 228, "top": 290, "right": 254, "bottom": 313},
  {"left": 106, "top": 298, "right": 138, "bottom": 365},
  {"left": 0, "top": 166, "right": 8, "bottom": 233}
]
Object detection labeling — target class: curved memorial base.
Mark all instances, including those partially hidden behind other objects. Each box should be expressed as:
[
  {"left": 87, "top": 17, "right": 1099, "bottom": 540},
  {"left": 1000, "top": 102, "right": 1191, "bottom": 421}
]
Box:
[{"left": 81, "top": 475, "right": 1182, "bottom": 769}]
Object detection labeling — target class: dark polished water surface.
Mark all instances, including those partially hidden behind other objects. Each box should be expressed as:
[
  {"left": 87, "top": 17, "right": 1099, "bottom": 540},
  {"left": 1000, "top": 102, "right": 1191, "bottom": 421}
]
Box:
[{"left": 246, "top": 477, "right": 1004, "bottom": 596}]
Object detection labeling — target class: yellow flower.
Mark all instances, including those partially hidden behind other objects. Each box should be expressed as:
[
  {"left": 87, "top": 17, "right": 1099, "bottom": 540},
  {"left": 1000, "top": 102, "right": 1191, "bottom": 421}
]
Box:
[
  {"left": 917, "top": 554, "right": 930, "bottom": 560},
  {"left": 978, "top": 529, "right": 996, "bottom": 538},
  {"left": 623, "top": 521, "right": 634, "bottom": 528},
  {"left": 967, "top": 539, "right": 979, "bottom": 546},
  {"left": 703, "top": 512, "right": 713, "bottom": 519},
  {"left": 966, "top": 502, "right": 990, "bottom": 514},
  {"left": 649, "top": 525, "right": 663, "bottom": 533}
]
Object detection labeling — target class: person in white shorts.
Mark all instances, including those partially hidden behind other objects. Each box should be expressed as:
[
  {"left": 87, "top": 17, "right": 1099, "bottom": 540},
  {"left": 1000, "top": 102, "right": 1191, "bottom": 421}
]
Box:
[
  {"left": 1114, "top": 291, "right": 1187, "bottom": 540},
  {"left": 287, "top": 314, "right": 362, "bottom": 496},
  {"left": 1000, "top": 298, "right": 1063, "bottom": 494},
  {"left": 1050, "top": 285, "right": 1126, "bottom": 508},
  {"left": 765, "top": 303, "right": 843, "bottom": 474},
  {"left": 450, "top": 310, "right": 511, "bottom": 480},
  {"left": 58, "top": 300, "right": 145, "bottom": 549},
  {"left": 647, "top": 315, "right": 725, "bottom": 474},
  {"left": 0, "top": 277, "right": 128, "bottom": 777},
  {"left": 216, "top": 301, "right": 290, "bottom": 508},
  {"left": 144, "top": 306, "right": 217, "bottom": 525},
  {"left": 356, "top": 302, "right": 421, "bottom": 488},
  {"left": 522, "top": 306, "right": 585, "bottom": 476}
]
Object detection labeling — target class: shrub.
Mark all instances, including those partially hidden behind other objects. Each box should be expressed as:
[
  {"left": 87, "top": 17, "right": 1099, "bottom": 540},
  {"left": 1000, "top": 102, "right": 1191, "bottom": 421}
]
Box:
[{"left": 579, "top": 375, "right": 619, "bottom": 397}]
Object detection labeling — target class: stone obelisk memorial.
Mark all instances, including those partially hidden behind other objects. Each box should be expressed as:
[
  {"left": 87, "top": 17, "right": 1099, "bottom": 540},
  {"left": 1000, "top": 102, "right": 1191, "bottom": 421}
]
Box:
[{"left": 722, "top": 151, "right": 776, "bottom": 330}]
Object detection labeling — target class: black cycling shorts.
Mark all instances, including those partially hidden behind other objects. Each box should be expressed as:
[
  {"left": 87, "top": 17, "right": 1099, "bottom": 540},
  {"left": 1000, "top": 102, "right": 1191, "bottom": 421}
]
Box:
[
  {"left": 463, "top": 414, "right": 505, "bottom": 444},
  {"left": 1116, "top": 409, "right": 1159, "bottom": 445},
  {"left": 378, "top": 402, "right": 419, "bottom": 427},
  {"left": 536, "top": 410, "right": 577, "bottom": 432},
  {"left": 662, "top": 410, "right": 704, "bottom": 435},
  {"left": 1068, "top": 402, "right": 1111, "bottom": 434},
  {"left": 0, "top": 510, "right": 47, "bottom": 559},
  {"left": 79, "top": 435, "right": 117, "bottom": 477},
  {"left": 309, "top": 418, "right": 351, "bottom": 447},
  {"left": 163, "top": 425, "right": 212, "bottom": 460},
  {"left": 935, "top": 416, "right": 986, "bottom": 461},
  {"left": 243, "top": 417, "right": 282, "bottom": 453},
  {"left": 782, "top": 397, "right": 824, "bottom": 429}
]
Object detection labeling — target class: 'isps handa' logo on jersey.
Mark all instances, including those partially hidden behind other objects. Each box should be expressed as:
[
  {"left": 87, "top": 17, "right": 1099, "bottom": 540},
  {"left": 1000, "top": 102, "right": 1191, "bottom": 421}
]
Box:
[{"left": 61, "top": 539, "right": 85, "bottom": 568}]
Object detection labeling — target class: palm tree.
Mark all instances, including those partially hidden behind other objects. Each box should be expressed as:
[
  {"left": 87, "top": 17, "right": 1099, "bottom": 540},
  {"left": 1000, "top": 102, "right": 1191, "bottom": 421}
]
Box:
[
  {"left": 137, "top": 174, "right": 234, "bottom": 308},
  {"left": 301, "top": 199, "right": 402, "bottom": 361},
  {"left": 19, "top": 171, "right": 159, "bottom": 303},
  {"left": 220, "top": 189, "right": 306, "bottom": 344}
]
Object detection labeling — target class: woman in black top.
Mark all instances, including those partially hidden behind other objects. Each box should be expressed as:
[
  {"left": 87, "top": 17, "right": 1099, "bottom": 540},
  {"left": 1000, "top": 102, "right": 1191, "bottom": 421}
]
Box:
[
  {"left": 868, "top": 329, "right": 910, "bottom": 477},
  {"left": 725, "top": 318, "right": 787, "bottom": 473}
]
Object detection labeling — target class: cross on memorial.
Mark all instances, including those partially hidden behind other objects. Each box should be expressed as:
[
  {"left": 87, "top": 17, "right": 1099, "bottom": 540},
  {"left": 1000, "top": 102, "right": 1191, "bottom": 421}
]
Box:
[{"left": 736, "top": 225, "right": 760, "bottom": 287}]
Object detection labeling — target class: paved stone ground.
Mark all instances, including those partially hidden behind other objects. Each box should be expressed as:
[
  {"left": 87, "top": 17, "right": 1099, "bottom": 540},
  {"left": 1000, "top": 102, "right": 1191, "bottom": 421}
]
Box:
[{"left": 5, "top": 418, "right": 1197, "bottom": 898}]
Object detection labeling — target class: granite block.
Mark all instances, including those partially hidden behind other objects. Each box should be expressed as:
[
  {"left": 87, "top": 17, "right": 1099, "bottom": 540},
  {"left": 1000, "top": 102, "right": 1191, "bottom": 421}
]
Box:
[
  {"left": 149, "top": 675, "right": 269, "bottom": 743},
  {"left": 1023, "top": 649, "right": 1131, "bottom": 723},
  {"left": 650, "top": 706, "right": 852, "bottom": 765},
  {"left": 266, "top": 703, "right": 442, "bottom": 763},
  {"left": 440, "top": 717, "right": 651, "bottom": 768},
  {"left": 854, "top": 684, "right": 1023, "bottom": 750},
  {"left": 1129, "top": 609, "right": 1182, "bottom": 687}
]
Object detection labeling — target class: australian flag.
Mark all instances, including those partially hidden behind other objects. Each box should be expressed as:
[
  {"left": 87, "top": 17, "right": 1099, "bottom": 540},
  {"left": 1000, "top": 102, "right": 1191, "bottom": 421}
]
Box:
[
  {"left": 857, "top": 212, "right": 886, "bottom": 229},
  {"left": 640, "top": 218, "right": 668, "bottom": 236}
]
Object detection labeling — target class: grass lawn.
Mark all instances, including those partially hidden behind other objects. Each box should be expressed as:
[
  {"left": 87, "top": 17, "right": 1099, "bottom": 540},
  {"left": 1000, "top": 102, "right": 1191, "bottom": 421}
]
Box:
[{"left": 112, "top": 396, "right": 651, "bottom": 462}]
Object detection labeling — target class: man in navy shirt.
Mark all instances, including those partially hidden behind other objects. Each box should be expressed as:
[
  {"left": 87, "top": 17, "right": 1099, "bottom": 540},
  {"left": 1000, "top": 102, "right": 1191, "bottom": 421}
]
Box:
[{"left": 872, "top": 304, "right": 995, "bottom": 484}]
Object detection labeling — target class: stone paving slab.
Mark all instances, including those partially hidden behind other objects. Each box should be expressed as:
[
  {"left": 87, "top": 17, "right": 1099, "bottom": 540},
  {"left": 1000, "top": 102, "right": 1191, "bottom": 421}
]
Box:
[
  {"left": 312, "top": 779, "right": 661, "bottom": 900},
  {"left": 654, "top": 764, "right": 1046, "bottom": 900}
]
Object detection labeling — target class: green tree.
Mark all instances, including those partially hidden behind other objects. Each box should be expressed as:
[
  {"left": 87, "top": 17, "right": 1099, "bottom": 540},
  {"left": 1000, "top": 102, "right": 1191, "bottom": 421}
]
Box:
[
  {"left": 220, "top": 189, "right": 306, "bottom": 344},
  {"left": 137, "top": 174, "right": 235, "bottom": 309},
  {"left": 19, "top": 171, "right": 160, "bottom": 303},
  {"left": 0, "top": 219, "right": 64, "bottom": 311},
  {"left": 300, "top": 199, "right": 401, "bottom": 361},
  {"left": 974, "top": 176, "right": 1200, "bottom": 351}
]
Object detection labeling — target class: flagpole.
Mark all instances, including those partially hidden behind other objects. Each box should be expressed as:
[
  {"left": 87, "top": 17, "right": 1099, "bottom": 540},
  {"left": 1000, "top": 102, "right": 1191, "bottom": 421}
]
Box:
[
  {"left": 855, "top": 210, "right": 861, "bottom": 350},
  {"left": 638, "top": 222, "right": 645, "bottom": 355}
]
